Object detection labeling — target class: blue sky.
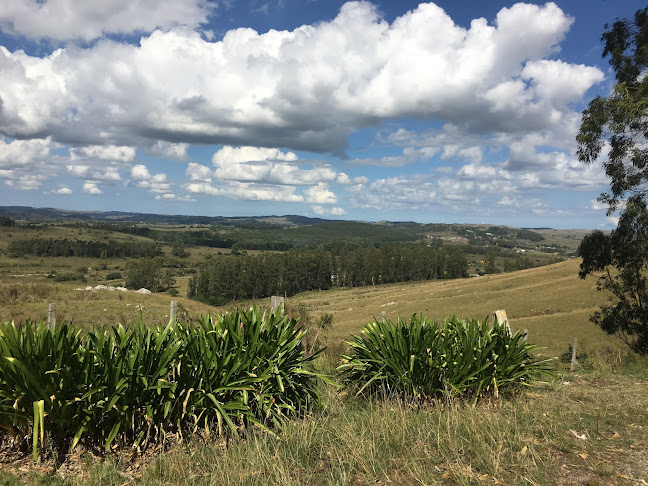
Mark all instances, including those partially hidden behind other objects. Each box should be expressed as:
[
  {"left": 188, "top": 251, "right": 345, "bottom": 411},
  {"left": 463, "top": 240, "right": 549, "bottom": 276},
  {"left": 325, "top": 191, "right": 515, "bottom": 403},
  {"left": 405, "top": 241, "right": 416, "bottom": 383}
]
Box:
[{"left": 0, "top": 0, "right": 644, "bottom": 228}]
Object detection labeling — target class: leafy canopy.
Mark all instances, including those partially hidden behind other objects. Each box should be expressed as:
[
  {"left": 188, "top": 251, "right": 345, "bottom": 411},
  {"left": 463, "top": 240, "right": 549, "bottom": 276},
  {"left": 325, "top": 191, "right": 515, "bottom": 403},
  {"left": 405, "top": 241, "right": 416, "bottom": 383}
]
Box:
[{"left": 577, "top": 7, "right": 648, "bottom": 354}]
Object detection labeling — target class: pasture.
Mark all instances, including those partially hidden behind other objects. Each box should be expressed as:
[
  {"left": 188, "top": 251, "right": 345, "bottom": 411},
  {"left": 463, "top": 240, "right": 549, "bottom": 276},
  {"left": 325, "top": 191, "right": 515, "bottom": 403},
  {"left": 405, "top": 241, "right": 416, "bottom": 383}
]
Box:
[
  {"left": 0, "top": 258, "right": 615, "bottom": 358},
  {"left": 2, "top": 221, "right": 644, "bottom": 485}
]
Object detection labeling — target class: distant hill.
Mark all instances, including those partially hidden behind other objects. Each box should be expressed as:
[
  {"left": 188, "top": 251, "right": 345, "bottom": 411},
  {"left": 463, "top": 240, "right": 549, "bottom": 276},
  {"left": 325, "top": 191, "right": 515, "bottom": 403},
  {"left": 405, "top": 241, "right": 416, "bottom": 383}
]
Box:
[
  {"left": 0, "top": 205, "right": 595, "bottom": 257},
  {"left": 0, "top": 206, "right": 334, "bottom": 227}
]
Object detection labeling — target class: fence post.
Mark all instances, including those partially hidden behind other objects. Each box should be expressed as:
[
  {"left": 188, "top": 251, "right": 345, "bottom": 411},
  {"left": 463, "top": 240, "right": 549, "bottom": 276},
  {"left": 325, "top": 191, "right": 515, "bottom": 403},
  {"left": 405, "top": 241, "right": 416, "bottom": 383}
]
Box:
[
  {"left": 48, "top": 303, "right": 56, "bottom": 327},
  {"left": 491, "top": 309, "right": 511, "bottom": 334},
  {"left": 570, "top": 337, "right": 578, "bottom": 371},
  {"left": 170, "top": 301, "right": 177, "bottom": 323},
  {"left": 271, "top": 296, "right": 284, "bottom": 314}
]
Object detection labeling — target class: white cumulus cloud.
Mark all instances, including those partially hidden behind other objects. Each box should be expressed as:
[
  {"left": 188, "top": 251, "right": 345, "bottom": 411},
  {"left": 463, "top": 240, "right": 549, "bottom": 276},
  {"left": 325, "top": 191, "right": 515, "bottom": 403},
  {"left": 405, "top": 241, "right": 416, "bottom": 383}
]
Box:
[
  {"left": 304, "top": 182, "right": 338, "bottom": 204},
  {"left": 0, "top": 0, "right": 214, "bottom": 42},
  {"left": 0, "top": 2, "right": 598, "bottom": 155},
  {"left": 82, "top": 182, "right": 103, "bottom": 194}
]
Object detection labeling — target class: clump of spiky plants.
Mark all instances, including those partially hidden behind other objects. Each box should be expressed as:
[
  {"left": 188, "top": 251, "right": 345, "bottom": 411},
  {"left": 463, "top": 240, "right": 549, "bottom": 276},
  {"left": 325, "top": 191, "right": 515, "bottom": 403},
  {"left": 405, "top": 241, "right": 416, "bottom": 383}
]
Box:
[
  {"left": 0, "top": 307, "right": 325, "bottom": 462},
  {"left": 338, "top": 314, "right": 551, "bottom": 403}
]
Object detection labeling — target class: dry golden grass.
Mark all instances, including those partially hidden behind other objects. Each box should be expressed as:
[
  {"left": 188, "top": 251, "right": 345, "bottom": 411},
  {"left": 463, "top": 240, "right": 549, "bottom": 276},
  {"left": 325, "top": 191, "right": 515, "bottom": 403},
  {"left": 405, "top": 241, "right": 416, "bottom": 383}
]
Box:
[
  {"left": 0, "top": 253, "right": 616, "bottom": 356},
  {"left": 0, "top": 280, "right": 216, "bottom": 330},
  {"left": 3, "top": 355, "right": 646, "bottom": 485},
  {"left": 287, "top": 259, "right": 616, "bottom": 357}
]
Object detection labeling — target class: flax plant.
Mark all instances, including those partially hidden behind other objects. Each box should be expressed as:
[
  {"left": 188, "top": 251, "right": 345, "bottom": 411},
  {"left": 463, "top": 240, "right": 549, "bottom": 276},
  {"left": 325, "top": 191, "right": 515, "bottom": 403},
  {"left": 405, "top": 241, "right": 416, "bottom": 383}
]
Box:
[
  {"left": 0, "top": 307, "right": 325, "bottom": 462},
  {"left": 338, "top": 315, "right": 551, "bottom": 403}
]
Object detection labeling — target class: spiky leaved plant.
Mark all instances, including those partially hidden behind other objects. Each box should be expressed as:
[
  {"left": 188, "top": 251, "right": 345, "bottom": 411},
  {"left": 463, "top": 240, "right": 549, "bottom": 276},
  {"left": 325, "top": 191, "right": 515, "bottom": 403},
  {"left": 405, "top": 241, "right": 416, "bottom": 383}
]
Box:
[
  {"left": 338, "top": 315, "right": 551, "bottom": 403},
  {"left": 0, "top": 307, "right": 326, "bottom": 461}
]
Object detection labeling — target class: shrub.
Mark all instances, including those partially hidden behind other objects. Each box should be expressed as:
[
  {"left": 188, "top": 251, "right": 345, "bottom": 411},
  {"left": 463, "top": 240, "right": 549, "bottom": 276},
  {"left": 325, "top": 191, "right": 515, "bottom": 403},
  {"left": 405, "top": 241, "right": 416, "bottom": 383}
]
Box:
[
  {"left": 0, "top": 307, "right": 325, "bottom": 461},
  {"left": 126, "top": 258, "right": 169, "bottom": 292},
  {"left": 105, "top": 272, "right": 122, "bottom": 280},
  {"left": 338, "top": 315, "right": 551, "bottom": 403},
  {"left": 560, "top": 344, "right": 589, "bottom": 365},
  {"left": 53, "top": 273, "right": 86, "bottom": 282}
]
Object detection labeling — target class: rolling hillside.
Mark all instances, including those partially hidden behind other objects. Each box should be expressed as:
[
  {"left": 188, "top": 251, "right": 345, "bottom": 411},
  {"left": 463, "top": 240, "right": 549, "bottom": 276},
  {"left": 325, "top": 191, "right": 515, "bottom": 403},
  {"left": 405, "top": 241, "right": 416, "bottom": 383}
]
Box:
[
  {"left": 289, "top": 258, "right": 615, "bottom": 357},
  {"left": 1, "top": 258, "right": 615, "bottom": 358}
]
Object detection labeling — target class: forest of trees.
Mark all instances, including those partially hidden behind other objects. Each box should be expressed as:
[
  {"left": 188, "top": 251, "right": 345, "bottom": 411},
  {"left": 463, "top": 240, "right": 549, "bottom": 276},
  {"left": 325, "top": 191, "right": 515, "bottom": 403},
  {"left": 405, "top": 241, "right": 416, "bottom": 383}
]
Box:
[
  {"left": 8, "top": 238, "right": 163, "bottom": 259},
  {"left": 189, "top": 244, "right": 468, "bottom": 304},
  {"left": 0, "top": 216, "right": 16, "bottom": 227}
]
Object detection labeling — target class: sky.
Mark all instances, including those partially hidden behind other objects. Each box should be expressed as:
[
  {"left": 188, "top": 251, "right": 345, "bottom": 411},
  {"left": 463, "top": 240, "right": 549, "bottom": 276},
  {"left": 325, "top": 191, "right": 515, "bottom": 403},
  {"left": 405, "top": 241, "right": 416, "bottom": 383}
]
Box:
[{"left": 0, "top": 0, "right": 644, "bottom": 228}]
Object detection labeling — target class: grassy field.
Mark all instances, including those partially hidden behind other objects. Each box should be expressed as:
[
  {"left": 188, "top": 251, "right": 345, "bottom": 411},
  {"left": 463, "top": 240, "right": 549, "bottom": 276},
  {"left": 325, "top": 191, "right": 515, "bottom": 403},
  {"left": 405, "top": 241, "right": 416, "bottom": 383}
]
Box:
[
  {"left": 0, "top": 357, "right": 646, "bottom": 485},
  {"left": 0, "top": 258, "right": 616, "bottom": 358},
  {"left": 287, "top": 258, "right": 616, "bottom": 358},
  {"left": 2, "top": 235, "right": 647, "bottom": 485}
]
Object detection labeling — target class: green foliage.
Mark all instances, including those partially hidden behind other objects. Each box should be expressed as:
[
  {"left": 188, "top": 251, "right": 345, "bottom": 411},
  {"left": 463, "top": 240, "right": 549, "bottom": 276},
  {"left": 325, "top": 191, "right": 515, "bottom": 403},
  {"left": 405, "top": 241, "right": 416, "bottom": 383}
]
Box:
[
  {"left": 576, "top": 7, "right": 648, "bottom": 355},
  {"left": 52, "top": 273, "right": 86, "bottom": 282},
  {"left": 105, "top": 272, "right": 122, "bottom": 280},
  {"left": 0, "top": 308, "right": 324, "bottom": 461},
  {"left": 578, "top": 202, "right": 648, "bottom": 353},
  {"left": 339, "top": 315, "right": 551, "bottom": 402},
  {"left": 8, "top": 238, "right": 162, "bottom": 259},
  {"left": 171, "top": 242, "right": 189, "bottom": 258},
  {"left": 125, "top": 258, "right": 171, "bottom": 292},
  {"left": 559, "top": 344, "right": 589, "bottom": 365},
  {"left": 192, "top": 244, "right": 468, "bottom": 302},
  {"left": 0, "top": 216, "right": 16, "bottom": 227},
  {"left": 484, "top": 252, "right": 499, "bottom": 274}
]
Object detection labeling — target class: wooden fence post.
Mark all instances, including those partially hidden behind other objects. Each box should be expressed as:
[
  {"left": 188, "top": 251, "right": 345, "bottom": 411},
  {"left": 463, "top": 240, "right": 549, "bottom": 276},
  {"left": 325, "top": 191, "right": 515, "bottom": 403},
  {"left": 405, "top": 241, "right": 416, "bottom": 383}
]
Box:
[
  {"left": 271, "top": 296, "right": 284, "bottom": 314},
  {"left": 490, "top": 309, "right": 511, "bottom": 334},
  {"left": 48, "top": 303, "right": 56, "bottom": 327},
  {"left": 570, "top": 337, "right": 578, "bottom": 371},
  {"left": 170, "top": 301, "right": 177, "bottom": 322}
]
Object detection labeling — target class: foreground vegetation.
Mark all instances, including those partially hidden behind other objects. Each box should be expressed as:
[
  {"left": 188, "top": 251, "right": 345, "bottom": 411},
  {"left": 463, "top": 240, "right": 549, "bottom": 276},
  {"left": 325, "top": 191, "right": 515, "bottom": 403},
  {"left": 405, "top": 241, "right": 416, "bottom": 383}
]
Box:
[
  {"left": 340, "top": 315, "right": 550, "bottom": 402},
  {"left": 0, "top": 353, "right": 646, "bottom": 485},
  {"left": 0, "top": 308, "right": 547, "bottom": 462},
  {"left": 0, "top": 309, "right": 324, "bottom": 464}
]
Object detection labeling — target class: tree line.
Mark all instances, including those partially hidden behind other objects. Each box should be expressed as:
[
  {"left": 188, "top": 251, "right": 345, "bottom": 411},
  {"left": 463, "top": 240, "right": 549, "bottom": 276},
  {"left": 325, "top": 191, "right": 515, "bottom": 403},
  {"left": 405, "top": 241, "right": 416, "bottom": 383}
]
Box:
[
  {"left": 8, "top": 238, "right": 163, "bottom": 259},
  {"left": 0, "top": 216, "right": 16, "bottom": 227},
  {"left": 189, "top": 244, "right": 468, "bottom": 304}
]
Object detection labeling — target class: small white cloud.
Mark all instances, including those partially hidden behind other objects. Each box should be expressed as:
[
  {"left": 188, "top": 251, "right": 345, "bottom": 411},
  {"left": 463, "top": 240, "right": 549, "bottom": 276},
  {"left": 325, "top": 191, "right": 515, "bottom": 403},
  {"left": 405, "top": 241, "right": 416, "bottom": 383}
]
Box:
[
  {"left": 352, "top": 177, "right": 436, "bottom": 210},
  {"left": 304, "top": 182, "right": 337, "bottom": 204},
  {"left": 497, "top": 196, "right": 519, "bottom": 207},
  {"left": 133, "top": 169, "right": 171, "bottom": 194},
  {"left": 591, "top": 199, "right": 607, "bottom": 211},
  {"left": 213, "top": 146, "right": 297, "bottom": 166},
  {"left": 4, "top": 174, "right": 47, "bottom": 190},
  {"left": 186, "top": 162, "right": 212, "bottom": 181},
  {"left": 52, "top": 186, "right": 72, "bottom": 195},
  {"left": 68, "top": 165, "right": 121, "bottom": 181},
  {"left": 150, "top": 141, "right": 189, "bottom": 160},
  {"left": 336, "top": 172, "right": 351, "bottom": 184},
  {"left": 0, "top": 138, "right": 55, "bottom": 169},
  {"left": 82, "top": 182, "right": 103, "bottom": 195},
  {"left": 70, "top": 145, "right": 136, "bottom": 163},
  {"left": 186, "top": 180, "right": 304, "bottom": 202},
  {"left": 311, "top": 205, "right": 347, "bottom": 216},
  {"left": 131, "top": 164, "right": 151, "bottom": 180},
  {"left": 154, "top": 193, "right": 195, "bottom": 202}
]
